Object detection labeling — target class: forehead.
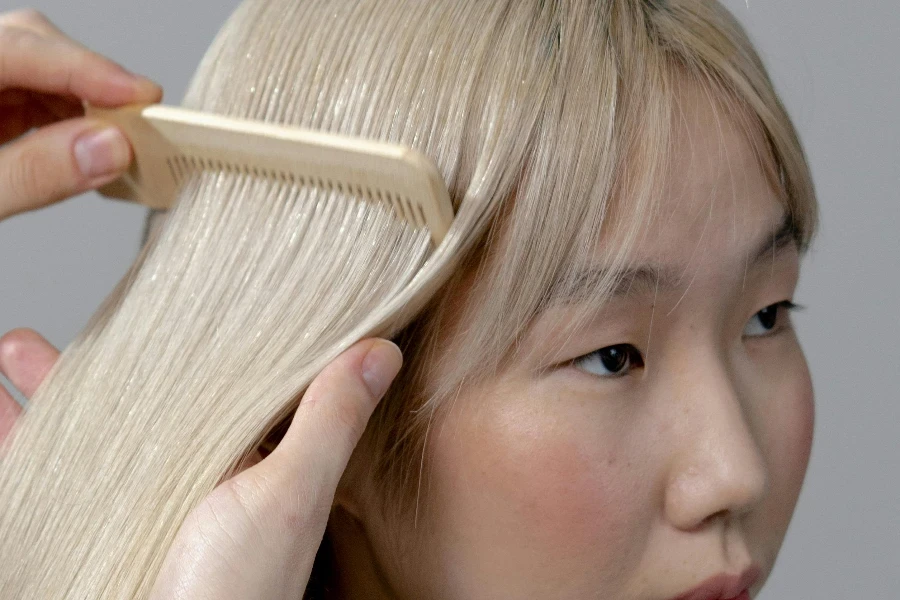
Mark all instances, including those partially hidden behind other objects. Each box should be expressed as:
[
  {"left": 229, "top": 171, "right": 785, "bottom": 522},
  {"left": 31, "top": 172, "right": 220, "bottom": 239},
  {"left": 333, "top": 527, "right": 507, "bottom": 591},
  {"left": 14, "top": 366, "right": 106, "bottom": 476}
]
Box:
[{"left": 605, "top": 78, "right": 784, "bottom": 275}]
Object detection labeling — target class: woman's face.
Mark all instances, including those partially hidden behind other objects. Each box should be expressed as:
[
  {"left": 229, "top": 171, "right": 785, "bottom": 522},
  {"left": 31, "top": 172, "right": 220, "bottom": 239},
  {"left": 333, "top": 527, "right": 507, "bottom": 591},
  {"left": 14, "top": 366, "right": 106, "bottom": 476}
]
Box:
[{"left": 343, "top": 83, "right": 814, "bottom": 600}]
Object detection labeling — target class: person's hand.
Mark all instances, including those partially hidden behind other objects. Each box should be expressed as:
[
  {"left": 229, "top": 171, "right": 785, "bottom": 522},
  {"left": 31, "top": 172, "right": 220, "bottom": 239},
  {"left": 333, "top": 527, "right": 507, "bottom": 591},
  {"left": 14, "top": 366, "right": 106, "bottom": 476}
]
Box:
[
  {"left": 0, "top": 328, "right": 58, "bottom": 441},
  {"left": 0, "top": 12, "right": 402, "bottom": 598},
  {"left": 0, "top": 329, "right": 402, "bottom": 600},
  {"left": 0, "top": 9, "right": 162, "bottom": 221}
]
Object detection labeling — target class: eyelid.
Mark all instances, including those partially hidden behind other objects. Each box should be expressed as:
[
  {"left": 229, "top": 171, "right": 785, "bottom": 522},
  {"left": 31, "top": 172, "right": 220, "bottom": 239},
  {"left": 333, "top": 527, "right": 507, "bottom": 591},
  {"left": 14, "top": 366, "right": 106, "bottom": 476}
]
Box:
[
  {"left": 569, "top": 343, "right": 645, "bottom": 379},
  {"left": 553, "top": 300, "right": 807, "bottom": 374},
  {"left": 743, "top": 299, "right": 804, "bottom": 339},
  {"left": 770, "top": 299, "right": 805, "bottom": 315}
]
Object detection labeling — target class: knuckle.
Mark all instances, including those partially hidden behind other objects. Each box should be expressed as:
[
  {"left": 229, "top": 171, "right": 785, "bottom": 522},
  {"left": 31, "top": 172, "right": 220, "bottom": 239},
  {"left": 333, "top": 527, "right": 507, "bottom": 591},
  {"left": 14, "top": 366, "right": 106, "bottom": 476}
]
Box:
[
  {"left": 191, "top": 484, "right": 246, "bottom": 546},
  {"left": 0, "top": 9, "right": 44, "bottom": 28},
  {"left": 279, "top": 475, "right": 332, "bottom": 537},
  {"left": 12, "top": 9, "right": 47, "bottom": 25},
  {"left": 307, "top": 364, "right": 374, "bottom": 444},
  {"left": 329, "top": 396, "right": 370, "bottom": 442},
  {"left": 223, "top": 470, "right": 323, "bottom": 538},
  {"left": 216, "top": 476, "right": 265, "bottom": 521},
  {"left": 0, "top": 19, "right": 29, "bottom": 47},
  {"left": 205, "top": 476, "right": 275, "bottom": 543},
  {"left": 0, "top": 24, "right": 36, "bottom": 80}
]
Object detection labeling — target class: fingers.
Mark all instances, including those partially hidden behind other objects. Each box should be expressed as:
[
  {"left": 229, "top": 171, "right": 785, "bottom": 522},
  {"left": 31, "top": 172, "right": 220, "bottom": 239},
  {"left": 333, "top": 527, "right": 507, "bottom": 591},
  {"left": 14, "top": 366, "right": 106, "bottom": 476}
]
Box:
[
  {"left": 0, "top": 328, "right": 60, "bottom": 399},
  {"left": 265, "top": 338, "right": 403, "bottom": 495},
  {"left": 147, "top": 340, "right": 402, "bottom": 600},
  {"left": 0, "top": 117, "right": 132, "bottom": 220},
  {"left": 0, "top": 14, "right": 162, "bottom": 107},
  {"left": 0, "top": 11, "right": 163, "bottom": 218},
  {"left": 0, "top": 88, "right": 85, "bottom": 141},
  {"left": 0, "top": 9, "right": 66, "bottom": 37},
  {"left": 0, "top": 382, "right": 23, "bottom": 444}
]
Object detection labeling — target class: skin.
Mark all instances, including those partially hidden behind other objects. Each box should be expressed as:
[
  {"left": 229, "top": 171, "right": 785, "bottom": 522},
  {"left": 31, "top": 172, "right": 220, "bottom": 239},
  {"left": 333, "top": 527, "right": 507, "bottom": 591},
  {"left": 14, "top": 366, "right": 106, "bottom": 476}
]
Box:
[
  {"left": 0, "top": 10, "right": 813, "bottom": 599},
  {"left": 0, "top": 10, "right": 402, "bottom": 600},
  {"left": 331, "top": 78, "right": 814, "bottom": 599}
]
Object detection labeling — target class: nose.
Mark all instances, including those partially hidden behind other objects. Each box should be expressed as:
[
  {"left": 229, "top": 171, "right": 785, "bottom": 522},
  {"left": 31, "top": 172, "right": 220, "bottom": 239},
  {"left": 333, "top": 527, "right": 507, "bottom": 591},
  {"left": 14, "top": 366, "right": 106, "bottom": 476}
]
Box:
[{"left": 663, "top": 353, "right": 769, "bottom": 531}]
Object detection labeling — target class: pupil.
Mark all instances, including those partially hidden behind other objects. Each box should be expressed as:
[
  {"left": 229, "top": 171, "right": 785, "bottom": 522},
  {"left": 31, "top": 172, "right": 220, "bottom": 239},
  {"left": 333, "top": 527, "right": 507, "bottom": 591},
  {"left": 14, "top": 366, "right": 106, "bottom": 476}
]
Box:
[
  {"left": 600, "top": 345, "right": 629, "bottom": 373},
  {"left": 759, "top": 305, "right": 778, "bottom": 329}
]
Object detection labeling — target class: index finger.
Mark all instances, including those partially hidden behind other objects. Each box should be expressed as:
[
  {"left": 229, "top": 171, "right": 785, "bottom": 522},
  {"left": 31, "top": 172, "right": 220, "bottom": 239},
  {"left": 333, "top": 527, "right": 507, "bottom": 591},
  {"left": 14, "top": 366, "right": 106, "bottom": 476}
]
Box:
[{"left": 0, "top": 25, "right": 162, "bottom": 107}]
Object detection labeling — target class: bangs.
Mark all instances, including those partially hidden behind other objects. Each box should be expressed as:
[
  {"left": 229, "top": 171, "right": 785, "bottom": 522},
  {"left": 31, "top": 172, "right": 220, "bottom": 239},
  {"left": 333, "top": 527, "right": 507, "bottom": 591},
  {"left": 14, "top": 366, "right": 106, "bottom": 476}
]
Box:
[
  {"left": 409, "top": 0, "right": 818, "bottom": 415},
  {"left": 193, "top": 1, "right": 825, "bottom": 526},
  {"left": 169, "top": 0, "right": 819, "bottom": 524}
]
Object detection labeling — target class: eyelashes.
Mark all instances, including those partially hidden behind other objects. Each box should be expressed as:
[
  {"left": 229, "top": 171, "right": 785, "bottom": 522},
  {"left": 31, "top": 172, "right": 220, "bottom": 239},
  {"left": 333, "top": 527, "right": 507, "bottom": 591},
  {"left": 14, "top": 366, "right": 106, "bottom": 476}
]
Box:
[
  {"left": 572, "top": 343, "right": 644, "bottom": 378},
  {"left": 570, "top": 300, "right": 804, "bottom": 379},
  {"left": 743, "top": 300, "right": 803, "bottom": 338}
]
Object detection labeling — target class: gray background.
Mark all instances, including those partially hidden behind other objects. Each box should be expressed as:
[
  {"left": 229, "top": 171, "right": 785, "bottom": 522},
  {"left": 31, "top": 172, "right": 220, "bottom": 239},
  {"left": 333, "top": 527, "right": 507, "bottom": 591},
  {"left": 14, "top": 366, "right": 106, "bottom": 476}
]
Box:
[{"left": 0, "top": 0, "right": 897, "bottom": 596}]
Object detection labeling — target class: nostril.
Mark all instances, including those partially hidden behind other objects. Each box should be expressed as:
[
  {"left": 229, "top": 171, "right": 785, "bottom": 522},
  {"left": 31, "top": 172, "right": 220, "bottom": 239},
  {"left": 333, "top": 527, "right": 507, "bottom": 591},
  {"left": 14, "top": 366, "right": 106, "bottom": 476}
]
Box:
[
  {"left": 664, "top": 443, "right": 768, "bottom": 531},
  {"left": 700, "top": 508, "right": 732, "bottom": 529}
]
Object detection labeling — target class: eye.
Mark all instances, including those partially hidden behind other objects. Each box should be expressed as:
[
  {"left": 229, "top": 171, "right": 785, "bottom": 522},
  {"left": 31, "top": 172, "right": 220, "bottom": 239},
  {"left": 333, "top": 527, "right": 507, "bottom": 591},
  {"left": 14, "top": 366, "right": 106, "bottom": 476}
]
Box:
[
  {"left": 743, "top": 300, "right": 801, "bottom": 337},
  {"left": 572, "top": 344, "right": 645, "bottom": 378}
]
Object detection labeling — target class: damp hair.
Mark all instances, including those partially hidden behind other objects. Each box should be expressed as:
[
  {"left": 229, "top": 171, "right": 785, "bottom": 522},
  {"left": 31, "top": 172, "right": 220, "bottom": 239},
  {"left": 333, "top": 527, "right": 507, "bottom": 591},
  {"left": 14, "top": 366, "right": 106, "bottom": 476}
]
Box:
[{"left": 0, "top": 0, "right": 817, "bottom": 598}]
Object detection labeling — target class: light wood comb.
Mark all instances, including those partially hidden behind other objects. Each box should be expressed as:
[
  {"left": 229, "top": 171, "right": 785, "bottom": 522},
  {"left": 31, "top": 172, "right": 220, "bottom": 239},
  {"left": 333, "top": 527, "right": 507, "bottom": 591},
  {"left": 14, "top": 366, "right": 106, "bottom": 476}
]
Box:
[{"left": 84, "top": 104, "right": 455, "bottom": 245}]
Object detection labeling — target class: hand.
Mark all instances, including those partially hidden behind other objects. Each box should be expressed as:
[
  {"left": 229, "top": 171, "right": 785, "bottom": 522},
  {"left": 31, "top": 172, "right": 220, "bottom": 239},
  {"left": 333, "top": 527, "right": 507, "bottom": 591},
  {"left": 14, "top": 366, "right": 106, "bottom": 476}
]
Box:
[
  {"left": 0, "top": 9, "right": 162, "bottom": 221},
  {"left": 0, "top": 328, "right": 58, "bottom": 441},
  {"left": 0, "top": 329, "right": 402, "bottom": 600}
]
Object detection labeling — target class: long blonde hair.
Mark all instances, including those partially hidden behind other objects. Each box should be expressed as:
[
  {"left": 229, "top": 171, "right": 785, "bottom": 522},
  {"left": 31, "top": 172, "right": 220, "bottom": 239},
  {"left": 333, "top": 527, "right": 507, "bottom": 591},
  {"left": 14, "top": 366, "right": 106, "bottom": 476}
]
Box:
[{"left": 0, "top": 1, "right": 816, "bottom": 598}]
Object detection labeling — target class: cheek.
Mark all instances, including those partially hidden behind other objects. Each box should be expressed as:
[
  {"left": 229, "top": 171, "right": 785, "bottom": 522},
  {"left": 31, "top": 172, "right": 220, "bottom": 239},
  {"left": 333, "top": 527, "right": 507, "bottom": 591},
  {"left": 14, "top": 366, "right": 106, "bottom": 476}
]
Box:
[
  {"left": 766, "top": 353, "right": 814, "bottom": 498},
  {"left": 753, "top": 348, "right": 815, "bottom": 550},
  {"left": 428, "top": 386, "right": 646, "bottom": 574}
]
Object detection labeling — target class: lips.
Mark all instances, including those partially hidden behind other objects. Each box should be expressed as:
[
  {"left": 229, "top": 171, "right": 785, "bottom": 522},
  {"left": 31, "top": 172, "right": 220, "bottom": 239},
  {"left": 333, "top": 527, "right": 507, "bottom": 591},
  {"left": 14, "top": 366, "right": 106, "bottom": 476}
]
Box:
[{"left": 668, "top": 564, "right": 760, "bottom": 600}]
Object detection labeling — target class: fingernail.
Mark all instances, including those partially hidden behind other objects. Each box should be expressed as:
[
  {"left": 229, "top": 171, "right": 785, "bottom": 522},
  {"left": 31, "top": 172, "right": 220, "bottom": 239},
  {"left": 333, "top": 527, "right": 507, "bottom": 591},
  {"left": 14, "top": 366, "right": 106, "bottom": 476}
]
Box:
[
  {"left": 361, "top": 340, "right": 403, "bottom": 398},
  {"left": 74, "top": 127, "right": 131, "bottom": 179}
]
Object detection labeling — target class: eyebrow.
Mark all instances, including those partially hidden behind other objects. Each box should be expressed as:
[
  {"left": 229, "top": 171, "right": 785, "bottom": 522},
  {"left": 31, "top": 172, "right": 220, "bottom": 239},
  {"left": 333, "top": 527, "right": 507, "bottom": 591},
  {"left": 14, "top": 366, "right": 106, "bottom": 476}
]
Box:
[{"left": 560, "top": 210, "right": 799, "bottom": 301}]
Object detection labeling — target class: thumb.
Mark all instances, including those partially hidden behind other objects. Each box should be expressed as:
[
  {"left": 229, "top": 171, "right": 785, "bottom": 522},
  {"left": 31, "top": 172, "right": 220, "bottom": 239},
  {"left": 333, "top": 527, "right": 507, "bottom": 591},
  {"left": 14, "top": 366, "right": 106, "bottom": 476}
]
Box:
[
  {"left": 265, "top": 338, "right": 403, "bottom": 497},
  {"left": 0, "top": 117, "right": 131, "bottom": 220},
  {"left": 148, "top": 340, "right": 402, "bottom": 600}
]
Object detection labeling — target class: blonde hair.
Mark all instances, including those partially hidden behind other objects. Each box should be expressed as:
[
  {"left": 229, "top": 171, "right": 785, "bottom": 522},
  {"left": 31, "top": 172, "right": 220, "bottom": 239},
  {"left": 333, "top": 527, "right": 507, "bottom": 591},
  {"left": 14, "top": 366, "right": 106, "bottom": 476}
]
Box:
[{"left": 0, "top": 1, "right": 816, "bottom": 598}]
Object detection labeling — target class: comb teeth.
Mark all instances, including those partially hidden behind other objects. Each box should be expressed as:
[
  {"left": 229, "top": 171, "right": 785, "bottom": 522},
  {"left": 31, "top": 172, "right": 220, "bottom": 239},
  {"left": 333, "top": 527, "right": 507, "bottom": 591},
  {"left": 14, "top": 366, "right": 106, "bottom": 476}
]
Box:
[
  {"left": 163, "top": 154, "right": 429, "bottom": 229},
  {"left": 84, "top": 104, "right": 454, "bottom": 245}
]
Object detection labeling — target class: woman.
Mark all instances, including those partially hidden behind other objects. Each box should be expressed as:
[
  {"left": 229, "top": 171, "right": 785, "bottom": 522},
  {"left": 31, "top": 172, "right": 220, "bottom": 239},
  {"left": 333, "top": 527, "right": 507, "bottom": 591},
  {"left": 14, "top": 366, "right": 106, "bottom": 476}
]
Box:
[{"left": 0, "top": 1, "right": 817, "bottom": 598}]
